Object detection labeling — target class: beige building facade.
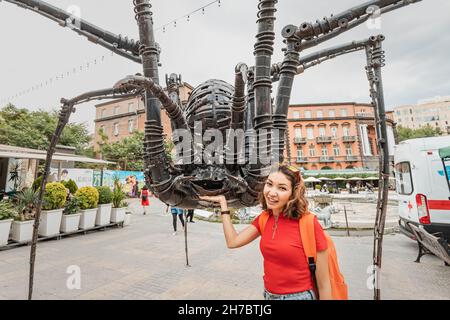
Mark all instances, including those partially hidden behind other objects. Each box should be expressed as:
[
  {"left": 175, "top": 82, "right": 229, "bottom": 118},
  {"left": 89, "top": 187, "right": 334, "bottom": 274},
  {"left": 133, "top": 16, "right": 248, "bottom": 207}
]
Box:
[{"left": 393, "top": 98, "right": 450, "bottom": 134}]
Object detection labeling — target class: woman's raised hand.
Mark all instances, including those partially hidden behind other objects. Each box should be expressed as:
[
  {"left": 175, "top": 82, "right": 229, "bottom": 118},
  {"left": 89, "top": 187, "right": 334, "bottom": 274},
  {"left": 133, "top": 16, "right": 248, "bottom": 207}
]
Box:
[{"left": 199, "top": 195, "right": 228, "bottom": 211}]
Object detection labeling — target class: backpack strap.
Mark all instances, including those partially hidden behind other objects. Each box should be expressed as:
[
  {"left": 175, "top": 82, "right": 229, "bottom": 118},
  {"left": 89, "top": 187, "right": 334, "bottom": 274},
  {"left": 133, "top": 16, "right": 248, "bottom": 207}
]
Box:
[
  {"left": 258, "top": 211, "right": 270, "bottom": 235},
  {"left": 299, "top": 212, "right": 319, "bottom": 298}
]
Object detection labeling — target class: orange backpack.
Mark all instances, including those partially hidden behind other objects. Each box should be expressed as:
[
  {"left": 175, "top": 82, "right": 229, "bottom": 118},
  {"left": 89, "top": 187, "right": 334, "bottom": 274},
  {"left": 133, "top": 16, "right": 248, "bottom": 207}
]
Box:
[{"left": 258, "top": 211, "right": 348, "bottom": 300}]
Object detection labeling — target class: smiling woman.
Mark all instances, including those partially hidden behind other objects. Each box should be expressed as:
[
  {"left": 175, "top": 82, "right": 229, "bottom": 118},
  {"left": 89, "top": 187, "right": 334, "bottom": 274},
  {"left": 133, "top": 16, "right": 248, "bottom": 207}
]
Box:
[{"left": 200, "top": 164, "right": 336, "bottom": 300}]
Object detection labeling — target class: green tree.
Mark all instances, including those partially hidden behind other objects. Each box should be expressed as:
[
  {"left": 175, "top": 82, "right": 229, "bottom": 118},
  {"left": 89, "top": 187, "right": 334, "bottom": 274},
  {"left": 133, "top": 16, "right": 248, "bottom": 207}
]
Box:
[
  {"left": 0, "top": 104, "right": 91, "bottom": 153},
  {"left": 397, "top": 124, "right": 442, "bottom": 142},
  {"left": 100, "top": 131, "right": 174, "bottom": 171}
]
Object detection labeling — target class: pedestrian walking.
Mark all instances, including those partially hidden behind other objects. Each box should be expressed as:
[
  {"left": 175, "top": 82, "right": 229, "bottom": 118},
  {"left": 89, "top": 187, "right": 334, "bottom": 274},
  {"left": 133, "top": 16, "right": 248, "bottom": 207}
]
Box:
[
  {"left": 186, "top": 209, "right": 195, "bottom": 223},
  {"left": 200, "top": 164, "right": 345, "bottom": 300},
  {"left": 140, "top": 185, "right": 150, "bottom": 215},
  {"left": 171, "top": 207, "right": 185, "bottom": 235}
]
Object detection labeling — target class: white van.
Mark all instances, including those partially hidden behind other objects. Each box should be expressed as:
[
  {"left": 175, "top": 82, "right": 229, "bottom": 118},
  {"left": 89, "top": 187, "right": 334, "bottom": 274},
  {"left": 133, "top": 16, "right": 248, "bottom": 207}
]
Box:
[{"left": 394, "top": 136, "right": 450, "bottom": 241}]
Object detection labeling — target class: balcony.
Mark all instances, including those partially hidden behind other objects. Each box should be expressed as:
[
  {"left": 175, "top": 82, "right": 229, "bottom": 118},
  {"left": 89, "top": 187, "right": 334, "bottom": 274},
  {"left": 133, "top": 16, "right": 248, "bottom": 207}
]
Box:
[
  {"left": 355, "top": 112, "right": 374, "bottom": 118},
  {"left": 294, "top": 137, "right": 307, "bottom": 144},
  {"left": 296, "top": 157, "right": 308, "bottom": 163},
  {"left": 319, "top": 156, "right": 335, "bottom": 163},
  {"left": 342, "top": 135, "right": 357, "bottom": 142},
  {"left": 316, "top": 136, "right": 333, "bottom": 143},
  {"left": 346, "top": 155, "right": 358, "bottom": 162}
]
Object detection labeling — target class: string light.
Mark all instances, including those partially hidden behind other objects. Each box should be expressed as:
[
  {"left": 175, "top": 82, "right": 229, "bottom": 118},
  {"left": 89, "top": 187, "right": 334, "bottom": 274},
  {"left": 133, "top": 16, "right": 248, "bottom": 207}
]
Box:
[{"left": 0, "top": 0, "right": 225, "bottom": 105}]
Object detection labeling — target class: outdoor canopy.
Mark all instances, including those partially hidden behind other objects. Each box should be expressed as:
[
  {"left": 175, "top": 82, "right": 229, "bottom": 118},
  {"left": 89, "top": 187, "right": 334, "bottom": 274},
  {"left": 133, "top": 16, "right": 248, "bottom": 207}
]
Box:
[{"left": 303, "top": 177, "right": 322, "bottom": 183}]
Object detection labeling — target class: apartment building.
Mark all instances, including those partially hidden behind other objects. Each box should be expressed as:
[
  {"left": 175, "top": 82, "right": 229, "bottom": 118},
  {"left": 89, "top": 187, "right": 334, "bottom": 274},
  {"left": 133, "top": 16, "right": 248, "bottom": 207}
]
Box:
[
  {"left": 393, "top": 98, "right": 450, "bottom": 134},
  {"left": 287, "top": 102, "right": 396, "bottom": 171}
]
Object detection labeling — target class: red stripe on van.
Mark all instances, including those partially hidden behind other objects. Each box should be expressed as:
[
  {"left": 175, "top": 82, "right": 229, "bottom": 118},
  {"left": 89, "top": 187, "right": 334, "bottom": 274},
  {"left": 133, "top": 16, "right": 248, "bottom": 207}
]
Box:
[{"left": 428, "top": 200, "right": 450, "bottom": 210}]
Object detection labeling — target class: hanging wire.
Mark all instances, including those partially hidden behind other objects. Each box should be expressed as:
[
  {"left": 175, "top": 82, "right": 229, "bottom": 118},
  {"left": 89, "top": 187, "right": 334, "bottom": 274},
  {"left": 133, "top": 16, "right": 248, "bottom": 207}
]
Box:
[{"left": 0, "top": 0, "right": 225, "bottom": 105}]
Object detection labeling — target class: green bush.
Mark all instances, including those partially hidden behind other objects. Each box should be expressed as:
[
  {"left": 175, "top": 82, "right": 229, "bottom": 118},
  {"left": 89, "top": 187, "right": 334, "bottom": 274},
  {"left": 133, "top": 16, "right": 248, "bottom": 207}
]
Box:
[
  {"left": 75, "top": 186, "right": 99, "bottom": 210},
  {"left": 315, "top": 185, "right": 321, "bottom": 190},
  {"left": 32, "top": 176, "right": 43, "bottom": 191},
  {"left": 62, "top": 179, "right": 78, "bottom": 195},
  {"left": 63, "top": 196, "right": 81, "bottom": 215},
  {"left": 14, "top": 188, "right": 38, "bottom": 221},
  {"left": 0, "top": 201, "right": 17, "bottom": 220},
  {"left": 112, "top": 182, "right": 126, "bottom": 208},
  {"left": 43, "top": 182, "right": 67, "bottom": 210},
  {"left": 96, "top": 186, "right": 113, "bottom": 205}
]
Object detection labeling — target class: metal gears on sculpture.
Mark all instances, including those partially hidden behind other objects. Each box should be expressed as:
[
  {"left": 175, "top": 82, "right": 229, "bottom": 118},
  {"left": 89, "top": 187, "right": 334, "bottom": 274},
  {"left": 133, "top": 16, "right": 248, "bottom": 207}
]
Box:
[{"left": 3, "top": 0, "right": 423, "bottom": 300}]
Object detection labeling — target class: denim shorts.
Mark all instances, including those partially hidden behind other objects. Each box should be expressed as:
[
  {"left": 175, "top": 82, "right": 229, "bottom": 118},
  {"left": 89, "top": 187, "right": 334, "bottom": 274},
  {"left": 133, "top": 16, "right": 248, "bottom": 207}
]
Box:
[{"left": 263, "top": 289, "right": 316, "bottom": 300}]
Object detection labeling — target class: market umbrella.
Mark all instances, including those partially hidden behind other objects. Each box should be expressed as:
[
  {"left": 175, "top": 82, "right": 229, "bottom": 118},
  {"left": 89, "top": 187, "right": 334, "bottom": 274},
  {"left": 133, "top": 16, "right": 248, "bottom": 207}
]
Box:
[
  {"left": 303, "top": 176, "right": 321, "bottom": 183},
  {"left": 347, "top": 176, "right": 363, "bottom": 181},
  {"left": 333, "top": 177, "right": 346, "bottom": 181},
  {"left": 364, "top": 176, "right": 379, "bottom": 180},
  {"left": 318, "top": 177, "right": 331, "bottom": 181}
]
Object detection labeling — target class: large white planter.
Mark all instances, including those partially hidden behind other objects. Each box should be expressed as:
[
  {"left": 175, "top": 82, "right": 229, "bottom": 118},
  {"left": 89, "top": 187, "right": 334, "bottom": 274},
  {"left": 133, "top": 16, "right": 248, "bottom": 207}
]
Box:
[
  {"left": 79, "top": 208, "right": 97, "bottom": 230},
  {"left": 0, "top": 219, "right": 13, "bottom": 246},
  {"left": 111, "top": 207, "right": 126, "bottom": 223},
  {"left": 96, "top": 204, "right": 112, "bottom": 226},
  {"left": 11, "top": 220, "right": 34, "bottom": 243},
  {"left": 60, "top": 213, "right": 81, "bottom": 233},
  {"left": 38, "top": 209, "right": 63, "bottom": 237}
]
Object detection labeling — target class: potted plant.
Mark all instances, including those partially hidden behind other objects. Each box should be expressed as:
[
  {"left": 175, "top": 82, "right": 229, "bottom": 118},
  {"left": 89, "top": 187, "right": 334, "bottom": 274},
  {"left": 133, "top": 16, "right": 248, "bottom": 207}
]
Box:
[
  {"left": 95, "top": 186, "right": 113, "bottom": 226},
  {"left": 0, "top": 201, "right": 17, "bottom": 246},
  {"left": 39, "top": 182, "right": 67, "bottom": 237},
  {"left": 60, "top": 195, "right": 81, "bottom": 233},
  {"left": 111, "top": 181, "right": 127, "bottom": 223},
  {"left": 11, "top": 188, "right": 38, "bottom": 243},
  {"left": 75, "top": 186, "right": 99, "bottom": 230},
  {"left": 62, "top": 179, "right": 78, "bottom": 195}
]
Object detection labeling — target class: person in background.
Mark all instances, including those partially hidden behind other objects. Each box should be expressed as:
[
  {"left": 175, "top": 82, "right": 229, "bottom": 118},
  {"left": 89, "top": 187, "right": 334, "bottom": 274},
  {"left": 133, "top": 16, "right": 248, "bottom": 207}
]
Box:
[
  {"left": 171, "top": 207, "right": 185, "bottom": 235},
  {"left": 186, "top": 209, "right": 195, "bottom": 223},
  {"left": 140, "top": 185, "right": 150, "bottom": 215}
]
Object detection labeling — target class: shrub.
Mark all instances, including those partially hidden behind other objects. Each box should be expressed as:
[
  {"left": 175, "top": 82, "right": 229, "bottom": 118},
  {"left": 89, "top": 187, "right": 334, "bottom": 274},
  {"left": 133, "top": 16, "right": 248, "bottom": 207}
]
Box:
[
  {"left": 96, "top": 186, "right": 113, "bottom": 205},
  {"left": 14, "top": 188, "right": 39, "bottom": 221},
  {"left": 112, "top": 180, "right": 126, "bottom": 208},
  {"left": 32, "top": 176, "right": 43, "bottom": 191},
  {"left": 63, "top": 196, "right": 81, "bottom": 215},
  {"left": 42, "top": 182, "right": 67, "bottom": 210},
  {"left": 0, "top": 201, "right": 17, "bottom": 220},
  {"left": 75, "top": 187, "right": 99, "bottom": 210},
  {"left": 315, "top": 185, "right": 321, "bottom": 190},
  {"left": 62, "top": 179, "right": 78, "bottom": 195}
]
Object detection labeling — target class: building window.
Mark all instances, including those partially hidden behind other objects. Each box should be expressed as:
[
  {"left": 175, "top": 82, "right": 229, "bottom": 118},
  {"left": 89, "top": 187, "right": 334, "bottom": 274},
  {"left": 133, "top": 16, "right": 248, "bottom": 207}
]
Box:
[
  {"left": 317, "top": 110, "right": 323, "bottom": 118},
  {"left": 341, "top": 109, "right": 348, "bottom": 117},
  {"left": 100, "top": 125, "right": 106, "bottom": 134},
  {"left": 331, "top": 126, "right": 338, "bottom": 138},
  {"left": 114, "top": 123, "right": 119, "bottom": 136},
  {"left": 292, "top": 111, "right": 300, "bottom": 119},
  {"left": 328, "top": 109, "right": 335, "bottom": 117},
  {"left": 321, "top": 146, "right": 328, "bottom": 156},
  {"left": 294, "top": 127, "right": 302, "bottom": 138},
  {"left": 345, "top": 145, "right": 353, "bottom": 155},
  {"left": 128, "top": 120, "right": 134, "bottom": 133},
  {"left": 128, "top": 102, "right": 135, "bottom": 113},
  {"left": 101, "top": 109, "right": 106, "bottom": 118},
  {"left": 297, "top": 149, "right": 303, "bottom": 158},
  {"left": 305, "top": 110, "right": 312, "bottom": 118},
  {"left": 309, "top": 146, "right": 316, "bottom": 157},
  {"left": 307, "top": 127, "right": 314, "bottom": 139},
  {"left": 333, "top": 145, "right": 340, "bottom": 156},
  {"left": 318, "top": 126, "right": 326, "bottom": 137},
  {"left": 343, "top": 126, "right": 350, "bottom": 137},
  {"left": 114, "top": 106, "right": 120, "bottom": 115}
]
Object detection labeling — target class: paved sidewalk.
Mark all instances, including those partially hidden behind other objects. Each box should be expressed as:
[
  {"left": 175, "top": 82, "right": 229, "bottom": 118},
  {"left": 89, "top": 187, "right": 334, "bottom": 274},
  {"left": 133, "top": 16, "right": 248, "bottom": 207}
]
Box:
[{"left": 0, "top": 198, "right": 449, "bottom": 300}]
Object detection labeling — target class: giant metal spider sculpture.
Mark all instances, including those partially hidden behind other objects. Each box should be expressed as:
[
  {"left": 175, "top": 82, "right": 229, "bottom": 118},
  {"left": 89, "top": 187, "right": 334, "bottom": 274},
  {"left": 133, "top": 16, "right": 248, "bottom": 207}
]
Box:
[{"left": 3, "top": 0, "right": 423, "bottom": 300}]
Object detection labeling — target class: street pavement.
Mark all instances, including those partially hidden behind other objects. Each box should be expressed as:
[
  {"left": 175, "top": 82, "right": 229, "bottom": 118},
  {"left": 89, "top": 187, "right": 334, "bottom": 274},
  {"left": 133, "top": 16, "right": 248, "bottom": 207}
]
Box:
[{"left": 0, "top": 198, "right": 449, "bottom": 300}]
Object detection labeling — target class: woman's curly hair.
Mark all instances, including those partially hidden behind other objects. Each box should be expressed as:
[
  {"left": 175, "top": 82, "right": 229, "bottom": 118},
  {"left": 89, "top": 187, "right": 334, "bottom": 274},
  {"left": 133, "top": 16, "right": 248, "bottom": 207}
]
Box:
[{"left": 259, "top": 164, "right": 309, "bottom": 219}]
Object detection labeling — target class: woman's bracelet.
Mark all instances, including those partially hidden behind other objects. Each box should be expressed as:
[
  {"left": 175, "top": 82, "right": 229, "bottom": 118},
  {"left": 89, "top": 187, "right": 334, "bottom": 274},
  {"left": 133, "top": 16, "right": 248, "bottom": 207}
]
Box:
[{"left": 221, "top": 210, "right": 230, "bottom": 215}]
